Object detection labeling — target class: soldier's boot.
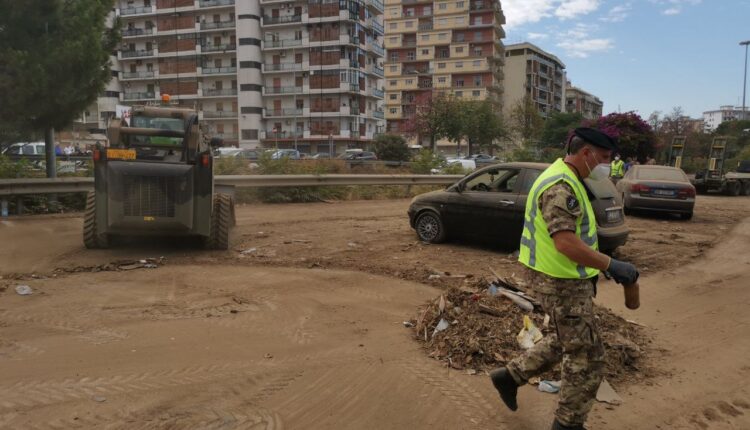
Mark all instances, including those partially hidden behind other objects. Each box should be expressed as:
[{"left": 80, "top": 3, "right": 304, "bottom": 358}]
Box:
[
  {"left": 489, "top": 367, "right": 519, "bottom": 411},
  {"left": 551, "top": 419, "right": 586, "bottom": 430}
]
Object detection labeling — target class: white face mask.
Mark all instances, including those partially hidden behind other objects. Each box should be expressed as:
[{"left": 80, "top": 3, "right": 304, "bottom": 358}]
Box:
[{"left": 584, "top": 152, "right": 608, "bottom": 180}]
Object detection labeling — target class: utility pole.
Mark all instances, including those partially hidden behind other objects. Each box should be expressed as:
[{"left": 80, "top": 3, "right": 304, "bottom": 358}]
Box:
[{"left": 740, "top": 40, "right": 750, "bottom": 120}]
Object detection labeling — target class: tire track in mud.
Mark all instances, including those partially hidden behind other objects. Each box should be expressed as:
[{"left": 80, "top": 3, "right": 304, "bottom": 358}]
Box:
[
  {"left": 0, "top": 310, "right": 129, "bottom": 346},
  {"left": 397, "top": 359, "right": 497, "bottom": 426}
]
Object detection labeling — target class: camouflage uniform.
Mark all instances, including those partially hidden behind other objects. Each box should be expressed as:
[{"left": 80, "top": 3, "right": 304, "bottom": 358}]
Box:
[{"left": 507, "top": 183, "right": 605, "bottom": 427}]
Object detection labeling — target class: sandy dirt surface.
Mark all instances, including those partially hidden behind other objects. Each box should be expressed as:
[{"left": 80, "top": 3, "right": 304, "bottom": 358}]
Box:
[{"left": 1, "top": 195, "right": 749, "bottom": 429}]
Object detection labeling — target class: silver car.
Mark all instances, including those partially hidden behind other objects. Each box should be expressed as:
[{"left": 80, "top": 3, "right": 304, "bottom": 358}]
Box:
[{"left": 616, "top": 165, "right": 696, "bottom": 219}]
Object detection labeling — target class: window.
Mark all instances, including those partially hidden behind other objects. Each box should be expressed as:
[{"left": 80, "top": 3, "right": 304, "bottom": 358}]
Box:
[
  {"left": 390, "top": 108, "right": 397, "bottom": 113},
  {"left": 389, "top": 65, "right": 398, "bottom": 71},
  {"left": 438, "top": 3, "right": 447, "bottom": 9},
  {"left": 438, "top": 33, "right": 447, "bottom": 40},
  {"left": 455, "top": 17, "right": 464, "bottom": 25},
  {"left": 472, "top": 90, "right": 480, "bottom": 97},
  {"left": 241, "top": 129, "right": 258, "bottom": 140},
  {"left": 455, "top": 79, "right": 464, "bottom": 87},
  {"left": 456, "top": 1, "right": 464, "bottom": 7},
  {"left": 389, "top": 80, "right": 397, "bottom": 86},
  {"left": 390, "top": 52, "right": 398, "bottom": 61},
  {"left": 438, "top": 62, "right": 446, "bottom": 69},
  {"left": 405, "top": 21, "right": 413, "bottom": 28},
  {"left": 389, "top": 36, "right": 398, "bottom": 43},
  {"left": 405, "top": 8, "right": 414, "bottom": 16},
  {"left": 455, "top": 33, "right": 464, "bottom": 42},
  {"left": 474, "top": 47, "right": 482, "bottom": 56},
  {"left": 406, "top": 51, "right": 415, "bottom": 60},
  {"left": 455, "top": 61, "right": 463, "bottom": 68},
  {"left": 389, "top": 23, "right": 397, "bottom": 29},
  {"left": 438, "top": 18, "right": 447, "bottom": 25},
  {"left": 421, "top": 34, "right": 429, "bottom": 41},
  {"left": 421, "top": 49, "right": 429, "bottom": 55},
  {"left": 474, "top": 31, "right": 482, "bottom": 40},
  {"left": 455, "top": 90, "right": 463, "bottom": 97},
  {"left": 389, "top": 94, "right": 398, "bottom": 100},
  {"left": 405, "top": 79, "right": 413, "bottom": 85},
  {"left": 455, "top": 46, "right": 463, "bottom": 53},
  {"left": 474, "top": 75, "right": 482, "bottom": 86},
  {"left": 473, "top": 60, "right": 481, "bottom": 67},
  {"left": 438, "top": 77, "right": 446, "bottom": 83}
]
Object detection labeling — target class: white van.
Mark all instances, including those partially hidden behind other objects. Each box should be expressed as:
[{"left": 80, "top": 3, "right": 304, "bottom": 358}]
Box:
[{"left": 2, "top": 142, "right": 46, "bottom": 156}]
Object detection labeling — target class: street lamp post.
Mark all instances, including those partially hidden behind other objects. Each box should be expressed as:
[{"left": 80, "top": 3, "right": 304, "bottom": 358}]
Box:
[{"left": 741, "top": 40, "right": 750, "bottom": 121}]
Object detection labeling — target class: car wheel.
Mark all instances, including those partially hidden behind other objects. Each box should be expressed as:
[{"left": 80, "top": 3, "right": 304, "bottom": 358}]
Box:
[
  {"left": 415, "top": 211, "right": 446, "bottom": 243},
  {"left": 680, "top": 211, "right": 693, "bottom": 220}
]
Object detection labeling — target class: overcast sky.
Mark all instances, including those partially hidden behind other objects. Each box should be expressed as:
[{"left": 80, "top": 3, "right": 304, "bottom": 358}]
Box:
[{"left": 500, "top": 0, "right": 750, "bottom": 119}]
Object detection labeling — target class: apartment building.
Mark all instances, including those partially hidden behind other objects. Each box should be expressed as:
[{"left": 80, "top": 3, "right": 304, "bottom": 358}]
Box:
[
  {"left": 503, "top": 42, "right": 565, "bottom": 119},
  {"left": 565, "top": 82, "right": 602, "bottom": 120},
  {"left": 259, "top": 0, "right": 386, "bottom": 154},
  {"left": 703, "top": 105, "right": 747, "bottom": 132},
  {"left": 382, "top": 0, "right": 505, "bottom": 147},
  {"left": 114, "top": 0, "right": 384, "bottom": 153}
]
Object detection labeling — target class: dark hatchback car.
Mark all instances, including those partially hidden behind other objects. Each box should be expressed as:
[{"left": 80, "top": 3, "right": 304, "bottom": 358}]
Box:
[{"left": 407, "top": 162, "right": 629, "bottom": 253}]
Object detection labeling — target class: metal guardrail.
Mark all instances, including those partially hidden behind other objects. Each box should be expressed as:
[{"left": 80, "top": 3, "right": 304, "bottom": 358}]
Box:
[{"left": 0, "top": 174, "right": 463, "bottom": 197}]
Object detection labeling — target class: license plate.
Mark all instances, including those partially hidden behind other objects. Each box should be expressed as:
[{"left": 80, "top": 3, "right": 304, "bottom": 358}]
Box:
[
  {"left": 107, "top": 148, "right": 136, "bottom": 160},
  {"left": 653, "top": 189, "right": 675, "bottom": 196},
  {"left": 606, "top": 208, "right": 621, "bottom": 222}
]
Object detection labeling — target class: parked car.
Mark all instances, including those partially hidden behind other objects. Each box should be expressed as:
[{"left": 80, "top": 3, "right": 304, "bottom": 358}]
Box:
[
  {"left": 311, "top": 152, "right": 332, "bottom": 159},
  {"left": 2, "top": 142, "right": 46, "bottom": 156},
  {"left": 615, "top": 165, "right": 695, "bottom": 219},
  {"left": 271, "top": 149, "right": 301, "bottom": 159},
  {"left": 408, "top": 162, "right": 629, "bottom": 253},
  {"left": 445, "top": 158, "right": 477, "bottom": 171},
  {"left": 338, "top": 151, "right": 377, "bottom": 161}
]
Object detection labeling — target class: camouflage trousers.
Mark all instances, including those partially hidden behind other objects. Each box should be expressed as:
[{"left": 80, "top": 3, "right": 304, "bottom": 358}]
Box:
[{"left": 507, "top": 284, "right": 605, "bottom": 427}]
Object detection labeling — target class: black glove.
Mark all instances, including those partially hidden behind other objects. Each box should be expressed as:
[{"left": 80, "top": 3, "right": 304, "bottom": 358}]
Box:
[{"left": 607, "top": 258, "right": 639, "bottom": 285}]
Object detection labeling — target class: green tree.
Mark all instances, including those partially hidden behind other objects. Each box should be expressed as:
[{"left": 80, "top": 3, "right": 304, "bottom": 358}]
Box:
[
  {"left": 539, "top": 111, "right": 584, "bottom": 148},
  {"left": 0, "top": 0, "right": 119, "bottom": 176},
  {"left": 462, "top": 100, "right": 507, "bottom": 155},
  {"left": 373, "top": 134, "right": 410, "bottom": 161},
  {"left": 403, "top": 92, "right": 454, "bottom": 151},
  {"left": 508, "top": 96, "right": 544, "bottom": 146}
]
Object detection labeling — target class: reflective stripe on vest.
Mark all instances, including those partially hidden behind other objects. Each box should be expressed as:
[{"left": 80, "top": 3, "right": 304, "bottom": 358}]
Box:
[{"left": 519, "top": 159, "right": 599, "bottom": 279}]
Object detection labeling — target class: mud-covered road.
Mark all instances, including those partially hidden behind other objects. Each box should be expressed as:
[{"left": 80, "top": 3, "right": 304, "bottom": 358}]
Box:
[{"left": 1, "top": 195, "right": 749, "bottom": 429}]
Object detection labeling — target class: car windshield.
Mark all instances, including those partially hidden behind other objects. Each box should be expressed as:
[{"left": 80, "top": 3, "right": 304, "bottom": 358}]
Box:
[{"left": 636, "top": 168, "right": 686, "bottom": 182}]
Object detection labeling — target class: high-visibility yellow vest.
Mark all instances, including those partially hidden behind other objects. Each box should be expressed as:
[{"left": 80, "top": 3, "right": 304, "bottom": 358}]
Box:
[
  {"left": 519, "top": 159, "right": 599, "bottom": 279},
  {"left": 610, "top": 159, "right": 624, "bottom": 177}
]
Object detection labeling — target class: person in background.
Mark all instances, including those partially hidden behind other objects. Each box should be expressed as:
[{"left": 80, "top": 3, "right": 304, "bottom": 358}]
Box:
[
  {"left": 624, "top": 157, "right": 634, "bottom": 173},
  {"left": 610, "top": 154, "right": 624, "bottom": 182}
]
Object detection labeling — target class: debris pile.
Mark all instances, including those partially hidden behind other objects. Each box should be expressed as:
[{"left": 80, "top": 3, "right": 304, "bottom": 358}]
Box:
[{"left": 410, "top": 279, "right": 653, "bottom": 384}]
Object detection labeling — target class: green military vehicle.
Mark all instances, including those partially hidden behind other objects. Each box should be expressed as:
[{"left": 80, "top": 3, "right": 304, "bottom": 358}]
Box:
[
  {"left": 692, "top": 137, "right": 750, "bottom": 196},
  {"left": 84, "top": 105, "right": 234, "bottom": 249}
]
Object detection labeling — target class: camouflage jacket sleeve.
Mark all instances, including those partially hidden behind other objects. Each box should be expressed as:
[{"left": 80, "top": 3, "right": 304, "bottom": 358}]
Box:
[{"left": 539, "top": 182, "right": 581, "bottom": 236}]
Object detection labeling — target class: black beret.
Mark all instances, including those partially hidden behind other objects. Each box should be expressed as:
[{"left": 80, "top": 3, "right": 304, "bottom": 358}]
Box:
[{"left": 573, "top": 127, "right": 618, "bottom": 151}]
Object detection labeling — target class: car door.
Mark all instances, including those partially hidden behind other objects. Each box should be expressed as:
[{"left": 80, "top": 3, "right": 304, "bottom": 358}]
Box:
[{"left": 443, "top": 167, "right": 521, "bottom": 244}]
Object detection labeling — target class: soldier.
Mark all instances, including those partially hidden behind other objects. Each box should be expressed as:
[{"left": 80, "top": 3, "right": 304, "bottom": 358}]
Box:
[
  {"left": 610, "top": 154, "right": 624, "bottom": 182},
  {"left": 489, "top": 128, "right": 640, "bottom": 430}
]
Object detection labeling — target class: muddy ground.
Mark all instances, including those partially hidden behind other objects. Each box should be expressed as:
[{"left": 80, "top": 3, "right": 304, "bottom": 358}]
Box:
[{"left": 1, "top": 195, "right": 749, "bottom": 429}]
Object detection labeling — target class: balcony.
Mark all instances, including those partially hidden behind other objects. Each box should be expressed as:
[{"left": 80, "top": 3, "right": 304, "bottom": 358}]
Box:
[
  {"left": 123, "top": 92, "right": 155, "bottom": 100},
  {"left": 201, "top": 44, "right": 236, "bottom": 53},
  {"left": 262, "top": 15, "right": 303, "bottom": 25},
  {"left": 263, "top": 130, "right": 304, "bottom": 139},
  {"left": 367, "top": 0, "right": 384, "bottom": 13},
  {"left": 370, "top": 43, "right": 384, "bottom": 56},
  {"left": 369, "top": 88, "right": 384, "bottom": 98},
  {"left": 121, "top": 71, "right": 155, "bottom": 79},
  {"left": 122, "top": 28, "right": 154, "bottom": 37},
  {"left": 263, "top": 63, "right": 303, "bottom": 72},
  {"left": 203, "top": 111, "right": 238, "bottom": 118},
  {"left": 418, "top": 22, "right": 433, "bottom": 31},
  {"left": 200, "top": 20, "right": 236, "bottom": 30},
  {"left": 203, "top": 88, "right": 238, "bottom": 96},
  {"left": 264, "top": 86, "right": 303, "bottom": 95},
  {"left": 202, "top": 66, "right": 237, "bottom": 75},
  {"left": 264, "top": 39, "right": 304, "bottom": 48},
  {"left": 199, "top": 0, "right": 235, "bottom": 7},
  {"left": 264, "top": 108, "right": 303, "bottom": 117},
  {"left": 371, "top": 20, "right": 384, "bottom": 34},
  {"left": 122, "top": 49, "right": 154, "bottom": 58},
  {"left": 372, "top": 65, "right": 384, "bottom": 77},
  {"left": 372, "top": 110, "right": 385, "bottom": 119},
  {"left": 120, "top": 6, "right": 152, "bottom": 16}
]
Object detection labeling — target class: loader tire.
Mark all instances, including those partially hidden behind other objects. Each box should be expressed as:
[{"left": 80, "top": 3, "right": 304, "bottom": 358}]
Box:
[
  {"left": 83, "top": 191, "right": 109, "bottom": 249},
  {"left": 742, "top": 181, "right": 750, "bottom": 196},
  {"left": 206, "top": 193, "right": 231, "bottom": 250},
  {"left": 726, "top": 182, "right": 741, "bottom": 196}
]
